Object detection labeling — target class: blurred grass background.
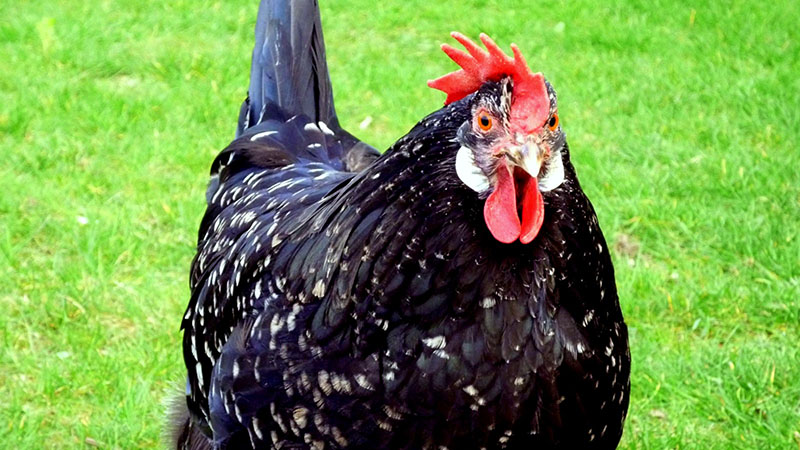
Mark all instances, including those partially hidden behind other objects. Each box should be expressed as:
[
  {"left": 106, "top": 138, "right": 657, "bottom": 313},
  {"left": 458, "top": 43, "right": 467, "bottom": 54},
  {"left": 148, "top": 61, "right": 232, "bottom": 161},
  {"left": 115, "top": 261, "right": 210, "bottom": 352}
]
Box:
[{"left": 1, "top": 0, "right": 799, "bottom": 447}]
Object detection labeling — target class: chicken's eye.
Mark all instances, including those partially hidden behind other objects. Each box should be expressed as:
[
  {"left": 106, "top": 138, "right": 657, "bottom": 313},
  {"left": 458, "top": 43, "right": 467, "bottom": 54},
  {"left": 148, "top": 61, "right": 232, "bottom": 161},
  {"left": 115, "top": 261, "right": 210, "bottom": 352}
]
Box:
[
  {"left": 547, "top": 114, "right": 559, "bottom": 131},
  {"left": 476, "top": 112, "right": 493, "bottom": 132}
]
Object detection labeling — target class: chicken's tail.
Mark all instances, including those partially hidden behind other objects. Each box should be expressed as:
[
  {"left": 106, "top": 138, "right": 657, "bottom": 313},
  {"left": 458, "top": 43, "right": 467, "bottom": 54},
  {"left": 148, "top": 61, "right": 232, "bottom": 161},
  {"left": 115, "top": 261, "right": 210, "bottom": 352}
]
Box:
[
  {"left": 236, "top": 0, "right": 378, "bottom": 170},
  {"left": 238, "top": 0, "right": 335, "bottom": 134}
]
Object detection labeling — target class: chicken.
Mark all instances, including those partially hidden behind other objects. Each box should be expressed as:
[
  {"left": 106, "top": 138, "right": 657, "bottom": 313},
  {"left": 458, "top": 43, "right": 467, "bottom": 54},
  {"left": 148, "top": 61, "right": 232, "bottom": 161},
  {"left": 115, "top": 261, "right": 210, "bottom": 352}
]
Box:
[{"left": 172, "top": 0, "right": 630, "bottom": 448}]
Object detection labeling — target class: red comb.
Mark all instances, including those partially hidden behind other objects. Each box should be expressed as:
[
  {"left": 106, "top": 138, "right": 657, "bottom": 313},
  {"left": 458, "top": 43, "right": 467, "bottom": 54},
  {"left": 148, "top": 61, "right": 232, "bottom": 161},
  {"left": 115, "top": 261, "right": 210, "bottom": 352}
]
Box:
[{"left": 428, "top": 32, "right": 550, "bottom": 134}]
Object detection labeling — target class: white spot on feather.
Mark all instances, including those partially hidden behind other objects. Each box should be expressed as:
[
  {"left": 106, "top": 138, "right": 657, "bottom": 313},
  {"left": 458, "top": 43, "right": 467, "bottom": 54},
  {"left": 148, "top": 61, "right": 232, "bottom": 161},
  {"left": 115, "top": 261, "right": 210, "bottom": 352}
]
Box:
[
  {"left": 312, "top": 280, "right": 326, "bottom": 298},
  {"left": 195, "top": 362, "right": 204, "bottom": 389},
  {"left": 422, "top": 335, "right": 446, "bottom": 349},
  {"left": 354, "top": 374, "right": 375, "bottom": 391},
  {"left": 292, "top": 406, "right": 309, "bottom": 429},
  {"left": 318, "top": 121, "right": 334, "bottom": 135},
  {"left": 252, "top": 417, "right": 264, "bottom": 440},
  {"left": 250, "top": 130, "right": 277, "bottom": 141}
]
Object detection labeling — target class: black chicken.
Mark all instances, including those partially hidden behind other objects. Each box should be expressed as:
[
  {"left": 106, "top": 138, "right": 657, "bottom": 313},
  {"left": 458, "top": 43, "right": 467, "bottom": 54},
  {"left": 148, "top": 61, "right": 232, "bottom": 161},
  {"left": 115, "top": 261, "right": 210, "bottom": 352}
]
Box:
[{"left": 173, "top": 0, "right": 630, "bottom": 448}]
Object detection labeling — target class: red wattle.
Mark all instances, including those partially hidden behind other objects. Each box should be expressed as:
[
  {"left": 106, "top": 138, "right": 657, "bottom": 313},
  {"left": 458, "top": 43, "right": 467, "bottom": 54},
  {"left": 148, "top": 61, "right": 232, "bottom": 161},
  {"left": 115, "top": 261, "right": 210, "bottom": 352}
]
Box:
[
  {"left": 519, "top": 177, "right": 544, "bottom": 244},
  {"left": 483, "top": 159, "right": 521, "bottom": 244}
]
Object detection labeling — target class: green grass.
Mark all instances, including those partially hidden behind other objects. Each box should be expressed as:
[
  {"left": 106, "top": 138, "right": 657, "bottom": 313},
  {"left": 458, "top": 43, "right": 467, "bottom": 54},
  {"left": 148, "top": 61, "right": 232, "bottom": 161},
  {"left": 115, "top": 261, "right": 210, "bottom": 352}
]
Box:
[{"left": 1, "top": 0, "right": 798, "bottom": 447}]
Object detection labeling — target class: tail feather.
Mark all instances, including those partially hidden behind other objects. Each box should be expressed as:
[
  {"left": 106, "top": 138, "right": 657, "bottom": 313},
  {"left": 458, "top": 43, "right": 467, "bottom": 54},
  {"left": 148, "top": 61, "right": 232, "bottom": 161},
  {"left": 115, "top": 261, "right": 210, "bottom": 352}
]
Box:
[
  {"left": 235, "top": 0, "right": 379, "bottom": 171},
  {"left": 239, "top": 0, "right": 338, "bottom": 134}
]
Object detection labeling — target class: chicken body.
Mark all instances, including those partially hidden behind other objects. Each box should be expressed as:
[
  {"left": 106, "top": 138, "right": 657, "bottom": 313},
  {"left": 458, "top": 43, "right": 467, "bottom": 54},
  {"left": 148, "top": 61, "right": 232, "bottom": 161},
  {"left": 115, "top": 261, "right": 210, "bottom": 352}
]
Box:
[{"left": 175, "top": 1, "right": 630, "bottom": 449}]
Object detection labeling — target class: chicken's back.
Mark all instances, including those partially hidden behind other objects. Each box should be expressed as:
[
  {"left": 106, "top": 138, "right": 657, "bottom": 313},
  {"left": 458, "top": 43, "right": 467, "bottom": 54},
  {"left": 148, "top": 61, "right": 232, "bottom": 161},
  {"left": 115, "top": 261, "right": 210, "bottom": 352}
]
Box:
[{"left": 174, "top": 0, "right": 378, "bottom": 447}]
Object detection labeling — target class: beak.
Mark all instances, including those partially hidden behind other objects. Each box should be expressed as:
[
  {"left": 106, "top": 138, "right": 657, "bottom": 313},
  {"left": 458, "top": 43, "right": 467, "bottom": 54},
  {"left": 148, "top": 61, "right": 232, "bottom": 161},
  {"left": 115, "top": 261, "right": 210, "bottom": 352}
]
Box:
[
  {"left": 502, "top": 135, "right": 546, "bottom": 179},
  {"left": 483, "top": 135, "right": 547, "bottom": 245}
]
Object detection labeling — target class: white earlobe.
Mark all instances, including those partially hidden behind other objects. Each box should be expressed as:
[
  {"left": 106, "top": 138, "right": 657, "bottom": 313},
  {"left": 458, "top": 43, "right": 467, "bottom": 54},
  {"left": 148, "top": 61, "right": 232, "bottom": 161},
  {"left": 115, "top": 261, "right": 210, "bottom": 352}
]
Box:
[
  {"left": 538, "top": 150, "right": 565, "bottom": 192},
  {"left": 456, "top": 146, "right": 490, "bottom": 193}
]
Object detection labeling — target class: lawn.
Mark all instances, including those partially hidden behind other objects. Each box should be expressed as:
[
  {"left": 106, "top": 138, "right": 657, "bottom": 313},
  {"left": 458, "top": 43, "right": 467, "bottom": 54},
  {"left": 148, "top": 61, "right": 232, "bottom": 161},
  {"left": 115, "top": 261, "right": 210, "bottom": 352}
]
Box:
[{"left": 1, "top": 0, "right": 798, "bottom": 448}]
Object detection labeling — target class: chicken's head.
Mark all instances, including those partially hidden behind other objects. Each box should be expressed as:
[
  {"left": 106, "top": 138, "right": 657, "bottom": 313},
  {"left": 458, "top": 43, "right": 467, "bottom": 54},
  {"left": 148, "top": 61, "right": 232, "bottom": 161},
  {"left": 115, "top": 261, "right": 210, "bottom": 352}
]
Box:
[{"left": 428, "top": 33, "right": 565, "bottom": 244}]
